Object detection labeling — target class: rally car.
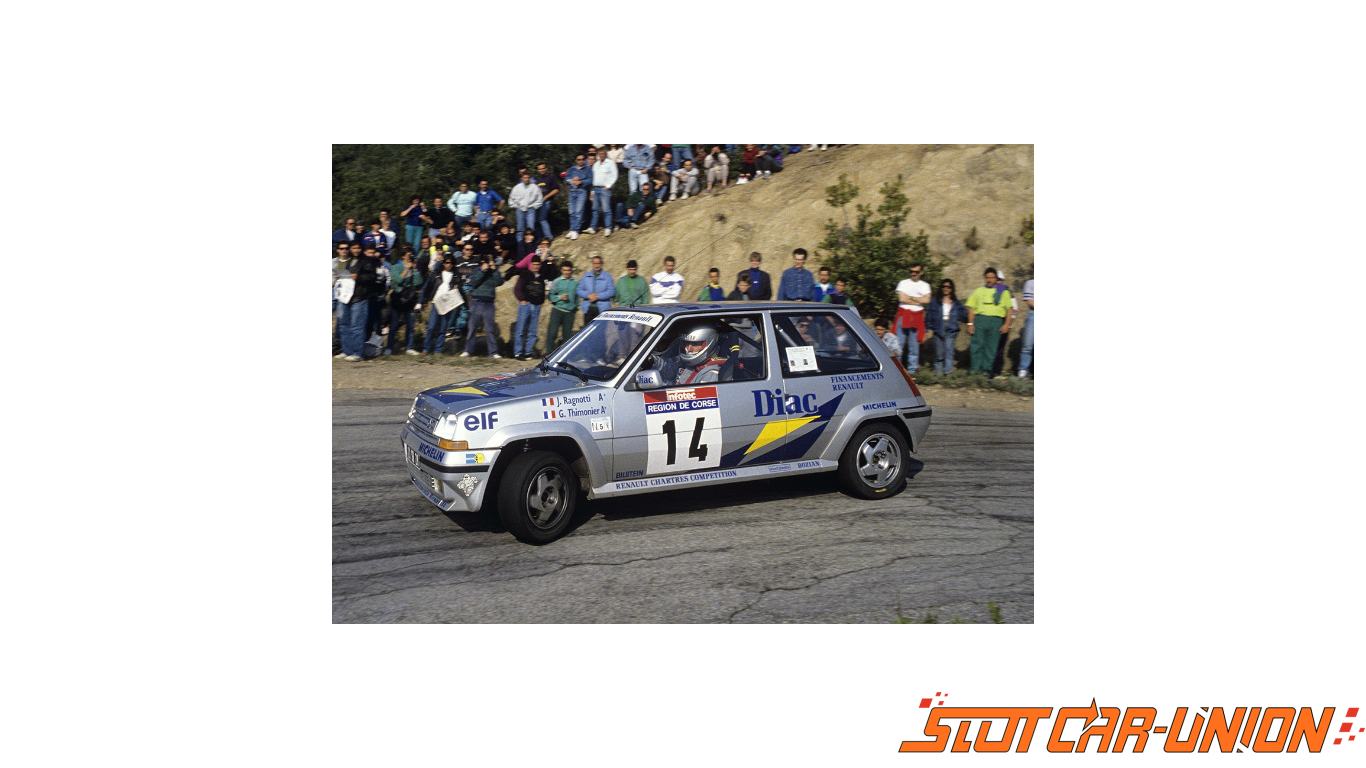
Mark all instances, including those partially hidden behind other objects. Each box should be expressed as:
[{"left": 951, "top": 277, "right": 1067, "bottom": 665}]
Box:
[{"left": 400, "top": 302, "right": 932, "bottom": 543}]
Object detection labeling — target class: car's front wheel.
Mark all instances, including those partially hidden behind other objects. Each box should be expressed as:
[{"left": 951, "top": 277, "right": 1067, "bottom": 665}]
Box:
[
  {"left": 497, "top": 450, "right": 578, "bottom": 543},
  {"left": 837, "top": 423, "right": 909, "bottom": 499}
]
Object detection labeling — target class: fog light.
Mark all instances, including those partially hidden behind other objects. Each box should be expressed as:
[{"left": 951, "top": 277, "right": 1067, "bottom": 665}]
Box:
[
  {"left": 438, "top": 439, "right": 468, "bottom": 450},
  {"left": 429, "top": 477, "right": 443, "bottom": 494}
]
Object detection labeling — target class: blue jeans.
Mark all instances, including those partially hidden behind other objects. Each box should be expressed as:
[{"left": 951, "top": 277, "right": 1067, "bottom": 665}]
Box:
[
  {"left": 388, "top": 306, "right": 415, "bottom": 352},
  {"left": 424, "top": 308, "right": 452, "bottom": 354},
  {"left": 337, "top": 300, "right": 368, "bottom": 357},
  {"left": 514, "top": 302, "right": 542, "bottom": 356},
  {"left": 655, "top": 183, "right": 668, "bottom": 201},
  {"left": 465, "top": 299, "right": 498, "bottom": 356},
  {"left": 627, "top": 168, "right": 649, "bottom": 193},
  {"left": 537, "top": 201, "right": 553, "bottom": 240},
  {"left": 898, "top": 326, "right": 922, "bottom": 373},
  {"left": 674, "top": 145, "right": 694, "bottom": 163},
  {"left": 1018, "top": 312, "right": 1033, "bottom": 374},
  {"left": 591, "top": 188, "right": 612, "bottom": 229},
  {"left": 454, "top": 214, "right": 470, "bottom": 231},
  {"left": 614, "top": 202, "right": 644, "bottom": 228},
  {"left": 932, "top": 330, "right": 958, "bottom": 374},
  {"left": 567, "top": 187, "right": 588, "bottom": 232},
  {"left": 405, "top": 225, "right": 424, "bottom": 250},
  {"left": 476, "top": 210, "right": 493, "bottom": 230},
  {"left": 516, "top": 208, "right": 537, "bottom": 236}
]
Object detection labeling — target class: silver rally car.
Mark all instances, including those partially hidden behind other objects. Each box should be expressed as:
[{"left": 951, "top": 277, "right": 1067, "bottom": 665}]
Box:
[{"left": 400, "top": 302, "right": 932, "bottom": 543}]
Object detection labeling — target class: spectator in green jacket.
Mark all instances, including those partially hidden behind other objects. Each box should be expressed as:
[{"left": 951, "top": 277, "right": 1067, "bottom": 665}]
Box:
[
  {"left": 697, "top": 267, "right": 725, "bottom": 301},
  {"left": 386, "top": 251, "right": 424, "bottom": 355},
  {"left": 460, "top": 254, "right": 505, "bottom": 358},
  {"left": 615, "top": 260, "right": 650, "bottom": 307},
  {"left": 613, "top": 183, "right": 658, "bottom": 229},
  {"left": 546, "top": 261, "right": 579, "bottom": 353}
]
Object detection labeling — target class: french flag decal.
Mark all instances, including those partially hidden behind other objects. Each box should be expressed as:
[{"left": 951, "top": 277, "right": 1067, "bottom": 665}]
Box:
[
  {"left": 541, "top": 397, "right": 556, "bottom": 407},
  {"left": 543, "top": 410, "right": 557, "bottom": 419}
]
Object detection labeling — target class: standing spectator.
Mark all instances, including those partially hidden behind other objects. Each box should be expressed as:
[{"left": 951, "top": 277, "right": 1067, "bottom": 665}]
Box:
[
  {"left": 965, "top": 268, "right": 1013, "bottom": 376},
  {"left": 825, "top": 279, "right": 855, "bottom": 312},
  {"left": 377, "top": 211, "right": 397, "bottom": 252},
  {"left": 448, "top": 183, "right": 477, "bottom": 231},
  {"left": 606, "top": 143, "right": 625, "bottom": 170},
  {"left": 564, "top": 153, "right": 593, "bottom": 240},
  {"left": 387, "top": 251, "right": 423, "bottom": 356},
  {"left": 623, "top": 143, "right": 654, "bottom": 193},
  {"left": 332, "top": 217, "right": 359, "bottom": 244},
  {"left": 674, "top": 143, "right": 695, "bottom": 163},
  {"left": 697, "top": 268, "right": 725, "bottom": 301},
  {"left": 401, "top": 197, "right": 425, "bottom": 251},
  {"left": 450, "top": 242, "right": 479, "bottom": 343},
  {"left": 418, "top": 256, "right": 460, "bottom": 356},
  {"left": 365, "top": 244, "right": 391, "bottom": 341},
  {"left": 361, "top": 219, "right": 390, "bottom": 259},
  {"left": 337, "top": 244, "right": 383, "bottom": 361},
  {"left": 587, "top": 152, "right": 618, "bottom": 236},
  {"left": 577, "top": 255, "right": 616, "bottom": 324},
  {"left": 332, "top": 242, "right": 352, "bottom": 354},
  {"left": 473, "top": 180, "right": 504, "bottom": 230},
  {"left": 737, "top": 252, "right": 773, "bottom": 300},
  {"left": 991, "top": 269, "right": 1021, "bottom": 378},
  {"left": 894, "top": 263, "right": 932, "bottom": 373},
  {"left": 615, "top": 259, "right": 650, "bottom": 307},
  {"left": 510, "top": 251, "right": 548, "bottom": 360},
  {"left": 778, "top": 248, "right": 815, "bottom": 301},
  {"left": 509, "top": 172, "right": 543, "bottom": 238},
  {"left": 727, "top": 275, "right": 752, "bottom": 301},
  {"left": 546, "top": 260, "right": 578, "bottom": 353},
  {"left": 614, "top": 182, "right": 657, "bottom": 229},
  {"left": 461, "top": 252, "right": 505, "bottom": 358},
  {"left": 811, "top": 266, "right": 835, "bottom": 302},
  {"left": 670, "top": 159, "right": 700, "bottom": 200},
  {"left": 703, "top": 146, "right": 729, "bottom": 193},
  {"left": 649, "top": 256, "right": 684, "bottom": 303},
  {"left": 1017, "top": 276, "right": 1034, "bottom": 378},
  {"left": 425, "top": 197, "right": 454, "bottom": 239},
  {"left": 532, "top": 162, "right": 560, "bottom": 241},
  {"left": 924, "top": 278, "right": 968, "bottom": 375},
  {"left": 874, "top": 318, "right": 903, "bottom": 359}
]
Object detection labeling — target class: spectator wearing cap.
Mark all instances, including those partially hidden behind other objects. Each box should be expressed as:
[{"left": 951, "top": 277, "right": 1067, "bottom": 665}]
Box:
[
  {"left": 623, "top": 143, "right": 654, "bottom": 194},
  {"left": 587, "top": 153, "right": 618, "bottom": 236},
  {"left": 737, "top": 251, "right": 773, "bottom": 300},
  {"left": 473, "top": 180, "right": 504, "bottom": 231},
  {"left": 400, "top": 197, "right": 425, "bottom": 251},
  {"left": 509, "top": 173, "right": 543, "bottom": 240},
  {"left": 448, "top": 183, "right": 477, "bottom": 231},
  {"left": 563, "top": 154, "right": 593, "bottom": 240},
  {"left": 778, "top": 248, "right": 815, "bottom": 301},
  {"left": 615, "top": 259, "right": 650, "bottom": 308},
  {"left": 532, "top": 162, "right": 560, "bottom": 241},
  {"left": 333, "top": 217, "right": 359, "bottom": 244}
]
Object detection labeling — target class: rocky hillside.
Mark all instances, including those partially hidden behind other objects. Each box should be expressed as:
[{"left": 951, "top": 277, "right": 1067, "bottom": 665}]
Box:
[{"left": 493, "top": 144, "right": 1033, "bottom": 344}]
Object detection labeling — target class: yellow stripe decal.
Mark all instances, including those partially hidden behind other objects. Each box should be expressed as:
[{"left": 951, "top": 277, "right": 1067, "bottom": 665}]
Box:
[{"left": 744, "top": 415, "right": 819, "bottom": 455}]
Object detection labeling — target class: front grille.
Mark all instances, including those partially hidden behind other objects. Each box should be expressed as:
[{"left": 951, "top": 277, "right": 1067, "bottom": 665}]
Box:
[{"left": 410, "top": 408, "right": 438, "bottom": 434}]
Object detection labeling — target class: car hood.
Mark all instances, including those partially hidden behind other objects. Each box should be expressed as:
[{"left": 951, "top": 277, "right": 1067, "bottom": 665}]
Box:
[{"left": 417, "top": 366, "right": 603, "bottom": 412}]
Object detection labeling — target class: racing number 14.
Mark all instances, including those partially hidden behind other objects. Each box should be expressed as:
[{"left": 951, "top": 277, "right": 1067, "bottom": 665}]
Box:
[{"left": 661, "top": 417, "right": 708, "bottom": 464}]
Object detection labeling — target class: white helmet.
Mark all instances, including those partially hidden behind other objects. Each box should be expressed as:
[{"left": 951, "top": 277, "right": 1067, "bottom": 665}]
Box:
[{"left": 677, "top": 324, "right": 719, "bottom": 365}]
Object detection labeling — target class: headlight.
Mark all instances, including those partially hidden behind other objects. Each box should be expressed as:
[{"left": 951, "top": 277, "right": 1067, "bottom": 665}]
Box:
[{"left": 408, "top": 397, "right": 419, "bottom": 419}]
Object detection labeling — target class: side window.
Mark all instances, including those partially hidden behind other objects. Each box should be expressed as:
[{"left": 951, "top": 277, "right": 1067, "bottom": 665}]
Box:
[
  {"left": 633, "top": 314, "right": 767, "bottom": 387},
  {"left": 773, "top": 312, "right": 879, "bottom": 377}
]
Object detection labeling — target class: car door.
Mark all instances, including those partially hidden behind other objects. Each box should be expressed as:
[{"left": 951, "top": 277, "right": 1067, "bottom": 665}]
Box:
[
  {"left": 762, "top": 310, "right": 885, "bottom": 463},
  {"left": 610, "top": 312, "right": 779, "bottom": 483}
]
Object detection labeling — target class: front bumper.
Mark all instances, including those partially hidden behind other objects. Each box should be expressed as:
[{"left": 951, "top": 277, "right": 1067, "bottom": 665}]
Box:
[{"left": 399, "top": 426, "right": 500, "bottom": 513}]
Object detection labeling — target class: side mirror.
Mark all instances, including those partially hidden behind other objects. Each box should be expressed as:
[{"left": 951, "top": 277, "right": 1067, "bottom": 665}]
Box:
[{"left": 634, "top": 369, "right": 663, "bottom": 390}]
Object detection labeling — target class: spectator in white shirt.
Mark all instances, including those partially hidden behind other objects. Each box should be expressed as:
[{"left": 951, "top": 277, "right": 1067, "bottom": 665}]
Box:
[
  {"left": 649, "top": 256, "right": 685, "bottom": 303},
  {"left": 670, "top": 159, "right": 700, "bottom": 200}
]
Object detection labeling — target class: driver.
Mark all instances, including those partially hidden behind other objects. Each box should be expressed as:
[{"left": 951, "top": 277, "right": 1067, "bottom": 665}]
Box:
[{"left": 671, "top": 323, "right": 727, "bottom": 385}]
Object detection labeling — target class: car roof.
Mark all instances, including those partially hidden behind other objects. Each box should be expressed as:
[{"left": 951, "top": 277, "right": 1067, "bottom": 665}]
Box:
[{"left": 607, "top": 301, "right": 856, "bottom": 317}]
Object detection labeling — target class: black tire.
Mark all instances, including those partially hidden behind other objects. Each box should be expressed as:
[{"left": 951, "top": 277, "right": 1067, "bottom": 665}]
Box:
[
  {"left": 497, "top": 450, "right": 578, "bottom": 544},
  {"left": 837, "top": 422, "right": 910, "bottom": 499}
]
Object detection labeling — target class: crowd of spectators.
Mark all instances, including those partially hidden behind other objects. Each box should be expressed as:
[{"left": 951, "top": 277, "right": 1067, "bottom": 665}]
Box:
[{"left": 332, "top": 144, "right": 1031, "bottom": 378}]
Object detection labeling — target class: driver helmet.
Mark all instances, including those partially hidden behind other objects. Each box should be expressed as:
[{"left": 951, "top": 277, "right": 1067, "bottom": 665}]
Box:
[{"left": 677, "top": 323, "right": 719, "bottom": 365}]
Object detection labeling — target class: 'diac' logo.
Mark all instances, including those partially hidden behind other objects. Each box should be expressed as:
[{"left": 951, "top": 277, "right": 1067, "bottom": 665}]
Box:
[{"left": 898, "top": 693, "right": 1361, "bottom": 754}]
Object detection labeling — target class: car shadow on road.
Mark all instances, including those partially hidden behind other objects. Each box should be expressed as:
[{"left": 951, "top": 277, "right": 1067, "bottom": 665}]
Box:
[{"left": 438, "top": 460, "right": 925, "bottom": 540}]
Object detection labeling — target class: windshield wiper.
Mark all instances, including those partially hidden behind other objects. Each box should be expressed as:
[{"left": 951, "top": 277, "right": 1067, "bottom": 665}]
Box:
[{"left": 552, "top": 360, "right": 589, "bottom": 383}]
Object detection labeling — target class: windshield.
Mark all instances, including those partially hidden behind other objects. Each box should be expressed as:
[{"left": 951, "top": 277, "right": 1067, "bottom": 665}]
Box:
[{"left": 546, "top": 312, "right": 661, "bottom": 381}]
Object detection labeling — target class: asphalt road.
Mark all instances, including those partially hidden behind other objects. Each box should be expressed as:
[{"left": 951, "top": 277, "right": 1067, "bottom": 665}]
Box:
[{"left": 333, "top": 389, "right": 1033, "bottom": 623}]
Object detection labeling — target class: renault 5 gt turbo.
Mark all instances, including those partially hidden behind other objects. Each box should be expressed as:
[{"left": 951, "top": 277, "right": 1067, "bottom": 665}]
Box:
[{"left": 399, "top": 302, "right": 932, "bottom": 543}]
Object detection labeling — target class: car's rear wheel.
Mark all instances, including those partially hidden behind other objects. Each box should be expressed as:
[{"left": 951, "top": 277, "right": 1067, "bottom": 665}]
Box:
[
  {"left": 837, "top": 423, "right": 909, "bottom": 499},
  {"left": 497, "top": 450, "right": 578, "bottom": 544}
]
